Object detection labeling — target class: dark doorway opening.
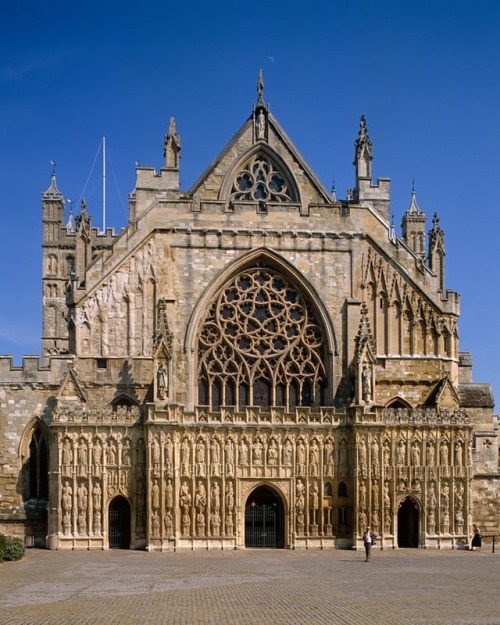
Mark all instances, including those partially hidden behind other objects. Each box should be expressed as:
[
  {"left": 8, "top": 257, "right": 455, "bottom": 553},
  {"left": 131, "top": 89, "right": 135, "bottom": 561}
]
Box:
[
  {"left": 245, "top": 485, "right": 284, "bottom": 548},
  {"left": 397, "top": 497, "right": 419, "bottom": 548},
  {"left": 109, "top": 496, "right": 131, "bottom": 549}
]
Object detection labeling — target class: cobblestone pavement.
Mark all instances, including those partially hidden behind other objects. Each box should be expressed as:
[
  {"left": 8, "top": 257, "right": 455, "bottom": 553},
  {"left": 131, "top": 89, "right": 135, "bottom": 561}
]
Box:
[{"left": 0, "top": 548, "right": 498, "bottom": 625}]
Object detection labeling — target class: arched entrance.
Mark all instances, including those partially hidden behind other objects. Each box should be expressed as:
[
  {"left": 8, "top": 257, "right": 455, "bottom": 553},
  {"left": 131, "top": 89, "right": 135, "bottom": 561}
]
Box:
[
  {"left": 108, "top": 496, "right": 131, "bottom": 549},
  {"left": 397, "top": 497, "right": 419, "bottom": 548},
  {"left": 245, "top": 485, "right": 285, "bottom": 548}
]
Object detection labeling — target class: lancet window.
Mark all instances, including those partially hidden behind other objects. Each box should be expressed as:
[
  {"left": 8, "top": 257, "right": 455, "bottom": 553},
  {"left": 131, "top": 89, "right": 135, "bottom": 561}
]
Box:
[
  {"left": 27, "top": 426, "right": 48, "bottom": 500},
  {"left": 197, "top": 267, "right": 327, "bottom": 411}
]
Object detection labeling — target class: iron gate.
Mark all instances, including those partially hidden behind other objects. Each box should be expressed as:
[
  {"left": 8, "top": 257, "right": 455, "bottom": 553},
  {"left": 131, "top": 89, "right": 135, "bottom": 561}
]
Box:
[
  {"left": 245, "top": 502, "right": 278, "bottom": 548},
  {"left": 109, "top": 497, "right": 131, "bottom": 549}
]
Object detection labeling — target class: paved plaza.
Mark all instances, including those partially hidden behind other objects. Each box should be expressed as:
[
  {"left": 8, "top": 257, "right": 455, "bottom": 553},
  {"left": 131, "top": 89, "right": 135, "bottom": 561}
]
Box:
[{"left": 0, "top": 547, "right": 498, "bottom": 625}]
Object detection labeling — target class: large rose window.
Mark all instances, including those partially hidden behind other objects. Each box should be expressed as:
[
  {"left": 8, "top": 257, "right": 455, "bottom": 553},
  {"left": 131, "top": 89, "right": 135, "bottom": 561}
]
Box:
[{"left": 198, "top": 267, "right": 327, "bottom": 410}]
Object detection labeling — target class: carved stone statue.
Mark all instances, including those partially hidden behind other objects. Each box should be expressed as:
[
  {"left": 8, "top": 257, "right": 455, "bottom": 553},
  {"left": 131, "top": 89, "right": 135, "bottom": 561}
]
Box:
[
  {"left": 157, "top": 361, "right": 168, "bottom": 400},
  {"left": 362, "top": 365, "right": 372, "bottom": 401}
]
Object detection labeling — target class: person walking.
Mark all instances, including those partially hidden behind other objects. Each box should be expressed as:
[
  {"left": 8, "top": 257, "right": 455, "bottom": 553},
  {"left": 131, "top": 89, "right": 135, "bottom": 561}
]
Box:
[
  {"left": 471, "top": 524, "right": 482, "bottom": 551},
  {"left": 363, "top": 526, "right": 376, "bottom": 561}
]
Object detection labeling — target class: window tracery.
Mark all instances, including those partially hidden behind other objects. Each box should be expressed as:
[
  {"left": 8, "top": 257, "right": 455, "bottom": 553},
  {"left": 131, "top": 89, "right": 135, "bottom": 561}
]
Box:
[
  {"left": 229, "top": 154, "right": 296, "bottom": 203},
  {"left": 198, "top": 267, "right": 327, "bottom": 411}
]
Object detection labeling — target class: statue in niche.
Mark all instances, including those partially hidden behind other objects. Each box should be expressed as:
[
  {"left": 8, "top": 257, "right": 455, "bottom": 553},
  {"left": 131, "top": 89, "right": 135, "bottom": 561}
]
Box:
[
  {"left": 454, "top": 441, "right": 463, "bottom": 467},
  {"left": 384, "top": 482, "right": 391, "bottom": 510},
  {"left": 78, "top": 440, "right": 88, "bottom": 476},
  {"left": 296, "top": 479, "right": 305, "bottom": 512},
  {"left": 152, "top": 479, "right": 160, "bottom": 510},
  {"left": 165, "top": 479, "right": 174, "bottom": 510},
  {"left": 362, "top": 365, "right": 372, "bottom": 402},
  {"left": 427, "top": 482, "right": 437, "bottom": 510},
  {"left": 152, "top": 438, "right": 161, "bottom": 473},
  {"left": 62, "top": 438, "right": 73, "bottom": 475},
  {"left": 267, "top": 439, "right": 278, "bottom": 465},
  {"left": 252, "top": 438, "right": 263, "bottom": 465},
  {"left": 195, "top": 481, "right": 206, "bottom": 512},
  {"left": 77, "top": 482, "right": 88, "bottom": 513},
  {"left": 225, "top": 482, "right": 235, "bottom": 515},
  {"left": 196, "top": 439, "right": 206, "bottom": 476},
  {"left": 397, "top": 440, "right": 406, "bottom": 466},
  {"left": 211, "top": 438, "right": 221, "bottom": 476},
  {"left": 179, "top": 481, "right": 191, "bottom": 511},
  {"left": 108, "top": 440, "right": 117, "bottom": 465},
  {"left": 297, "top": 439, "right": 306, "bottom": 474},
  {"left": 181, "top": 438, "right": 191, "bottom": 475},
  {"left": 156, "top": 361, "right": 168, "bottom": 400},
  {"left": 359, "top": 509, "right": 368, "bottom": 534},
  {"left": 224, "top": 437, "right": 235, "bottom": 476},
  {"left": 165, "top": 436, "right": 173, "bottom": 467},
  {"left": 122, "top": 440, "right": 131, "bottom": 465},
  {"left": 256, "top": 110, "right": 266, "bottom": 139},
  {"left": 426, "top": 442, "right": 435, "bottom": 466},
  {"left": 309, "top": 439, "right": 320, "bottom": 476},
  {"left": 283, "top": 439, "right": 293, "bottom": 465},
  {"left": 440, "top": 441, "right": 449, "bottom": 466},
  {"left": 93, "top": 481, "right": 102, "bottom": 512},
  {"left": 371, "top": 439, "right": 380, "bottom": 471},
  {"left": 324, "top": 439, "right": 334, "bottom": 474},
  {"left": 239, "top": 438, "right": 249, "bottom": 465},
  {"left": 164, "top": 511, "right": 173, "bottom": 537},
  {"left": 359, "top": 481, "right": 367, "bottom": 508},
  {"left": 310, "top": 482, "right": 319, "bottom": 525},
  {"left": 372, "top": 508, "right": 380, "bottom": 534},
  {"left": 62, "top": 481, "right": 72, "bottom": 514},
  {"left": 441, "top": 482, "right": 449, "bottom": 510},
  {"left": 152, "top": 512, "right": 160, "bottom": 537},
  {"left": 383, "top": 441, "right": 391, "bottom": 467},
  {"left": 210, "top": 511, "right": 221, "bottom": 536},
  {"left": 358, "top": 438, "right": 367, "bottom": 474},
  {"left": 211, "top": 481, "right": 221, "bottom": 513},
  {"left": 371, "top": 481, "right": 379, "bottom": 506},
  {"left": 92, "top": 439, "right": 102, "bottom": 476},
  {"left": 411, "top": 441, "right": 421, "bottom": 466}
]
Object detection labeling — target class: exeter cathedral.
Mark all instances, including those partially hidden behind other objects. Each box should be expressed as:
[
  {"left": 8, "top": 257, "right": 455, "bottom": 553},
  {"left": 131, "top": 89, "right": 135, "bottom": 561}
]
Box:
[{"left": 0, "top": 76, "right": 497, "bottom": 551}]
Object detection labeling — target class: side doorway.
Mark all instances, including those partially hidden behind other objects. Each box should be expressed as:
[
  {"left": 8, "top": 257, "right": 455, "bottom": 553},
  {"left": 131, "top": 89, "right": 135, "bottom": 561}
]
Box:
[
  {"left": 245, "top": 485, "right": 285, "bottom": 548},
  {"left": 397, "top": 497, "right": 419, "bottom": 548},
  {"left": 108, "top": 496, "right": 131, "bottom": 549}
]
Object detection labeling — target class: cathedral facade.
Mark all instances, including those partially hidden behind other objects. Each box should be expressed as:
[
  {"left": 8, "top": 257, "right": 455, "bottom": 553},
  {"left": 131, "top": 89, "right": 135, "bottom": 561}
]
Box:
[{"left": 0, "top": 78, "right": 497, "bottom": 551}]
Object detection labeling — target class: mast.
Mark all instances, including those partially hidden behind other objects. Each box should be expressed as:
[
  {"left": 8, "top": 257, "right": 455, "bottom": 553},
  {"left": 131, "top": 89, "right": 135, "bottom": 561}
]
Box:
[{"left": 102, "top": 136, "right": 106, "bottom": 233}]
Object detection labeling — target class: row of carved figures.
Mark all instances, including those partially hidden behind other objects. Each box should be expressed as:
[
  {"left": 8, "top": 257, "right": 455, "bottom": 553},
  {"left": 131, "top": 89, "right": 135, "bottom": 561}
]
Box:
[{"left": 57, "top": 431, "right": 470, "bottom": 482}]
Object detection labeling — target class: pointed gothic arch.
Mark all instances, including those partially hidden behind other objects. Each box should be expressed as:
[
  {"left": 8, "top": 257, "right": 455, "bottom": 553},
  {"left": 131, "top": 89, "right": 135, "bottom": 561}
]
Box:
[
  {"left": 219, "top": 144, "right": 301, "bottom": 207},
  {"left": 19, "top": 418, "right": 50, "bottom": 502},
  {"left": 185, "top": 248, "right": 336, "bottom": 412}
]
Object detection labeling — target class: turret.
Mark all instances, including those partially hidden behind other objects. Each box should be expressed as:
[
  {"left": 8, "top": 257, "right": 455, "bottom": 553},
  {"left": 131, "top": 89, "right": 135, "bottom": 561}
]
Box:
[
  {"left": 353, "top": 116, "right": 390, "bottom": 221},
  {"left": 401, "top": 187, "right": 426, "bottom": 260},
  {"left": 428, "top": 212, "right": 446, "bottom": 292},
  {"left": 41, "top": 172, "right": 69, "bottom": 360}
]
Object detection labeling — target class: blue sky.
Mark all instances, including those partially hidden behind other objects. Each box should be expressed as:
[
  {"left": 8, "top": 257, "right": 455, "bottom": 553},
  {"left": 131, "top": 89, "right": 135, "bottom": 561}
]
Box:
[{"left": 1, "top": 1, "right": 499, "bottom": 405}]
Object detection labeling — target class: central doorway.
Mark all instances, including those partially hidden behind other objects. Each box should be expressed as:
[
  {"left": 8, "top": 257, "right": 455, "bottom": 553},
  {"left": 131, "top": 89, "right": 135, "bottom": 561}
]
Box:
[
  {"left": 108, "top": 496, "right": 131, "bottom": 549},
  {"left": 397, "top": 497, "right": 419, "bottom": 548},
  {"left": 245, "top": 485, "right": 284, "bottom": 548}
]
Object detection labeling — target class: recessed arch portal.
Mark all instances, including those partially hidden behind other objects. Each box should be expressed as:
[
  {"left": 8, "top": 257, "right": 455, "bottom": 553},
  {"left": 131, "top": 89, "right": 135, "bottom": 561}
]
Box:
[
  {"left": 245, "top": 485, "right": 285, "bottom": 548},
  {"left": 397, "top": 496, "right": 420, "bottom": 548},
  {"left": 191, "top": 250, "right": 335, "bottom": 412},
  {"left": 108, "top": 496, "right": 131, "bottom": 549}
]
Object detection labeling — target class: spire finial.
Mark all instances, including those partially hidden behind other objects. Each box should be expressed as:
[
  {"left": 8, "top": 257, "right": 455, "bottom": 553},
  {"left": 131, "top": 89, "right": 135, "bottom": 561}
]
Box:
[
  {"left": 257, "top": 69, "right": 265, "bottom": 105},
  {"left": 50, "top": 160, "right": 56, "bottom": 175}
]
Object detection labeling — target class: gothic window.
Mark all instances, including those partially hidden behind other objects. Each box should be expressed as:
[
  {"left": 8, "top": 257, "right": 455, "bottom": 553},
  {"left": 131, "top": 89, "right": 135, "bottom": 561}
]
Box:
[
  {"left": 230, "top": 154, "right": 297, "bottom": 204},
  {"left": 338, "top": 482, "right": 347, "bottom": 497},
  {"left": 27, "top": 426, "right": 48, "bottom": 500},
  {"left": 198, "top": 267, "right": 327, "bottom": 411}
]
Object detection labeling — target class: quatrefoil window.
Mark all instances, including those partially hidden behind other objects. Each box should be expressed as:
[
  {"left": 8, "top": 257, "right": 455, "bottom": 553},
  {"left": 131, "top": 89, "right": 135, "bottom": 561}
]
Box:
[
  {"left": 230, "top": 154, "right": 296, "bottom": 203},
  {"left": 198, "top": 267, "right": 327, "bottom": 411}
]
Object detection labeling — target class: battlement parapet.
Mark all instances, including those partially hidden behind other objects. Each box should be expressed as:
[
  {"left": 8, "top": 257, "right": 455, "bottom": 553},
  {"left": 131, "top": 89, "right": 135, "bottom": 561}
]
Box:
[{"left": 0, "top": 355, "right": 73, "bottom": 384}]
